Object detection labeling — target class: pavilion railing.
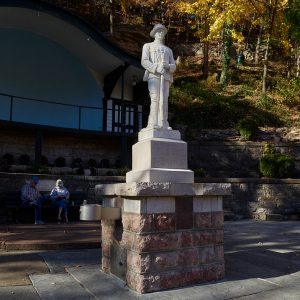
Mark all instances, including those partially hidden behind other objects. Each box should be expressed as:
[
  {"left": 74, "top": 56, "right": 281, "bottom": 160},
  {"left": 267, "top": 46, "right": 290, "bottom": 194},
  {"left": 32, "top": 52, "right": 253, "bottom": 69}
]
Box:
[{"left": 0, "top": 92, "right": 144, "bottom": 135}]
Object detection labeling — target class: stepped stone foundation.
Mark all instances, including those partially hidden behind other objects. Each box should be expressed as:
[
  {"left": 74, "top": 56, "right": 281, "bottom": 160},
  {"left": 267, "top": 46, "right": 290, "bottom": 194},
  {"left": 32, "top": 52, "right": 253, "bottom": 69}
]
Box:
[
  {"left": 96, "top": 128, "right": 231, "bottom": 293},
  {"left": 96, "top": 182, "right": 230, "bottom": 293}
]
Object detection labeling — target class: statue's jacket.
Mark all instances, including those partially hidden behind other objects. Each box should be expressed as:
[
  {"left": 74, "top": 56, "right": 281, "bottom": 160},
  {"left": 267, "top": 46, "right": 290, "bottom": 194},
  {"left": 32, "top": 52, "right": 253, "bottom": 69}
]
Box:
[{"left": 141, "top": 42, "right": 176, "bottom": 83}]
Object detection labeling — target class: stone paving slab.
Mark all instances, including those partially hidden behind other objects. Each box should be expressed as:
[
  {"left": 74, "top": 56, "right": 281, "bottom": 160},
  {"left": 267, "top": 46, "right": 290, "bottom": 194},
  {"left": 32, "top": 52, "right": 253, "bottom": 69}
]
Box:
[
  {"left": 30, "top": 273, "right": 93, "bottom": 300},
  {"left": 226, "top": 250, "right": 300, "bottom": 278},
  {"left": 0, "top": 251, "right": 49, "bottom": 286},
  {"left": 264, "top": 273, "right": 300, "bottom": 286},
  {"left": 225, "top": 222, "right": 300, "bottom": 254},
  {"left": 67, "top": 265, "right": 138, "bottom": 300},
  {"left": 2, "top": 220, "right": 300, "bottom": 300},
  {"left": 0, "top": 285, "right": 40, "bottom": 300},
  {"left": 39, "top": 249, "right": 101, "bottom": 273},
  {"left": 237, "top": 283, "right": 300, "bottom": 300},
  {"left": 66, "top": 264, "right": 279, "bottom": 300}
]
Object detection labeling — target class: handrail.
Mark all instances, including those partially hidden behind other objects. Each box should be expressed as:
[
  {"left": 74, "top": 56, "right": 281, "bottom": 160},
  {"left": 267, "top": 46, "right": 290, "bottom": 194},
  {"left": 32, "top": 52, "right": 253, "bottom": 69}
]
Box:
[
  {"left": 0, "top": 92, "right": 102, "bottom": 110},
  {"left": 0, "top": 92, "right": 145, "bottom": 134}
]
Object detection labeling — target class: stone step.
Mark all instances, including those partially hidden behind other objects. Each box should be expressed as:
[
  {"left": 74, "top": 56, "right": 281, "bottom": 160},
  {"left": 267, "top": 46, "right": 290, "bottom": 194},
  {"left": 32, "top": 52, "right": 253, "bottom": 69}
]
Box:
[
  {"left": 224, "top": 210, "right": 235, "bottom": 221},
  {"left": 265, "top": 214, "right": 283, "bottom": 221}
]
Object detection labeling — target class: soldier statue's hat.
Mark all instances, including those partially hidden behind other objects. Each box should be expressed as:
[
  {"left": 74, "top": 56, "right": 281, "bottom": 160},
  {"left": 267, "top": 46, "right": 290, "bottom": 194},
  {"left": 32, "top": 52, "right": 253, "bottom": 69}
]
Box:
[{"left": 150, "top": 24, "right": 168, "bottom": 38}]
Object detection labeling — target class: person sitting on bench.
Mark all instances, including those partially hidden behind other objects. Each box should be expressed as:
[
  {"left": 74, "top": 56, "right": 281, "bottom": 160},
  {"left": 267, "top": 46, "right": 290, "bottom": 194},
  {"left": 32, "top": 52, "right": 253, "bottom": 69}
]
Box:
[
  {"left": 50, "top": 179, "right": 70, "bottom": 223},
  {"left": 21, "top": 176, "right": 45, "bottom": 225}
]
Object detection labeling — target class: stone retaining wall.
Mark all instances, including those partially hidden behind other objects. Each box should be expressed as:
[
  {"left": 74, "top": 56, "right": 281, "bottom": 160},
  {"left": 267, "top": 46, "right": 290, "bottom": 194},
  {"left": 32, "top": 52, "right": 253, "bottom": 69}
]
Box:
[
  {"left": 2, "top": 173, "right": 300, "bottom": 222},
  {"left": 198, "top": 178, "right": 300, "bottom": 220},
  {"left": 0, "top": 172, "right": 124, "bottom": 222},
  {"left": 187, "top": 128, "right": 300, "bottom": 178},
  {"left": 188, "top": 141, "right": 300, "bottom": 178},
  {"left": 3, "top": 128, "right": 300, "bottom": 178},
  {"left": 0, "top": 130, "right": 121, "bottom": 168},
  {"left": 0, "top": 172, "right": 123, "bottom": 194}
]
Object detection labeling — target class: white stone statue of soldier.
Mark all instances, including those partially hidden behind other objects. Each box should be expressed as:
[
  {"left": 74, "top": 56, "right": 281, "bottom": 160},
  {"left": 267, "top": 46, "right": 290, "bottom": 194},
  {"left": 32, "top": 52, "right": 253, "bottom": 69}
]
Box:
[{"left": 141, "top": 24, "right": 176, "bottom": 130}]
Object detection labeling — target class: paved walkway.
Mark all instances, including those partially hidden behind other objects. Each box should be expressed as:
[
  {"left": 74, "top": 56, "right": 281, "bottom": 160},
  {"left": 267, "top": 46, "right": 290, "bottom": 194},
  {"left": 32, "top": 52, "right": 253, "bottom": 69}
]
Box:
[
  {"left": 1, "top": 220, "right": 300, "bottom": 299},
  {"left": 0, "top": 222, "right": 101, "bottom": 250}
]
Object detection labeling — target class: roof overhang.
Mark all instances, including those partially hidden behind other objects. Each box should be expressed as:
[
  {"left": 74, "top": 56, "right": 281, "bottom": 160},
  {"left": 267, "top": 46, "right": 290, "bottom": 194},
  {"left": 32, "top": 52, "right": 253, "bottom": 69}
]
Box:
[{"left": 0, "top": 0, "right": 144, "bottom": 85}]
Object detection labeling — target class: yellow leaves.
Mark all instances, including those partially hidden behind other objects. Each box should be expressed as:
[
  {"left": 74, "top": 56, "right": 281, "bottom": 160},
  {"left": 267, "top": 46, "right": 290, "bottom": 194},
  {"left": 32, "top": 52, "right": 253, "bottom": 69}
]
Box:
[
  {"left": 176, "top": 0, "right": 212, "bottom": 14},
  {"left": 281, "top": 40, "right": 292, "bottom": 53},
  {"left": 176, "top": 0, "right": 290, "bottom": 47},
  {"left": 120, "top": 0, "right": 127, "bottom": 16},
  {"left": 232, "top": 31, "right": 245, "bottom": 44},
  {"left": 209, "top": 15, "right": 226, "bottom": 39}
]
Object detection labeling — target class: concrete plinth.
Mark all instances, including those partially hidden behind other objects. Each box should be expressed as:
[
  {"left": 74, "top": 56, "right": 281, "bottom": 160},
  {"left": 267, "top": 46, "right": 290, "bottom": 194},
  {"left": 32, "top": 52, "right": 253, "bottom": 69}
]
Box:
[
  {"left": 127, "top": 129, "right": 194, "bottom": 183},
  {"left": 96, "top": 182, "right": 231, "bottom": 293},
  {"left": 126, "top": 168, "right": 194, "bottom": 183},
  {"left": 138, "top": 128, "right": 181, "bottom": 141}
]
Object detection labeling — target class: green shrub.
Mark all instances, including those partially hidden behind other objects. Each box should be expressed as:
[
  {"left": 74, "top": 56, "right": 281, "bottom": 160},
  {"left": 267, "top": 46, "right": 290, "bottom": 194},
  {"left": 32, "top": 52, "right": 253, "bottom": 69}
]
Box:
[
  {"left": 256, "top": 95, "right": 274, "bottom": 110},
  {"left": 277, "top": 155, "right": 295, "bottom": 178},
  {"left": 194, "top": 168, "right": 205, "bottom": 178},
  {"left": 276, "top": 78, "right": 300, "bottom": 107},
  {"left": 184, "top": 127, "right": 197, "bottom": 141},
  {"left": 54, "top": 157, "right": 66, "bottom": 167},
  {"left": 39, "top": 165, "right": 50, "bottom": 174},
  {"left": 76, "top": 166, "right": 84, "bottom": 175},
  {"left": 41, "top": 156, "right": 48, "bottom": 166},
  {"left": 100, "top": 159, "right": 110, "bottom": 168},
  {"left": 72, "top": 158, "right": 82, "bottom": 168},
  {"left": 118, "top": 167, "right": 130, "bottom": 176},
  {"left": 263, "top": 142, "right": 275, "bottom": 155},
  {"left": 88, "top": 159, "right": 97, "bottom": 168},
  {"left": 3, "top": 153, "right": 14, "bottom": 165},
  {"left": 240, "top": 83, "right": 255, "bottom": 96},
  {"left": 90, "top": 167, "right": 97, "bottom": 176},
  {"left": 18, "top": 154, "right": 30, "bottom": 165},
  {"left": 0, "top": 154, "right": 13, "bottom": 171},
  {"left": 237, "top": 118, "right": 258, "bottom": 140},
  {"left": 30, "top": 164, "right": 49, "bottom": 174},
  {"left": 259, "top": 153, "right": 294, "bottom": 178}
]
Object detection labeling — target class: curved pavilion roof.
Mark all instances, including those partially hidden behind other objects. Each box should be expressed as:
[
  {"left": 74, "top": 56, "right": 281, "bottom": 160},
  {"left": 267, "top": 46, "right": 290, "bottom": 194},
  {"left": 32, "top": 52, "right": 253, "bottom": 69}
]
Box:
[{"left": 0, "top": 0, "right": 144, "bottom": 86}]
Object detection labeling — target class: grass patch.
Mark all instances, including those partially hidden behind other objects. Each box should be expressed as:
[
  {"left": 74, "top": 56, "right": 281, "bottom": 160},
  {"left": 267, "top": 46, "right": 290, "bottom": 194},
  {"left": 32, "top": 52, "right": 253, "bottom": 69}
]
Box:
[{"left": 169, "top": 78, "right": 285, "bottom": 131}]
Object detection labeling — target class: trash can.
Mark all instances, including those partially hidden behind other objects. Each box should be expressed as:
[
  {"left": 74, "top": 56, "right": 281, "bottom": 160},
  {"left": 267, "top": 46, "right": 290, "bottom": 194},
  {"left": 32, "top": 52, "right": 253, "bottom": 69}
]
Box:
[
  {"left": 79, "top": 204, "right": 102, "bottom": 221},
  {"left": 237, "top": 53, "right": 245, "bottom": 66}
]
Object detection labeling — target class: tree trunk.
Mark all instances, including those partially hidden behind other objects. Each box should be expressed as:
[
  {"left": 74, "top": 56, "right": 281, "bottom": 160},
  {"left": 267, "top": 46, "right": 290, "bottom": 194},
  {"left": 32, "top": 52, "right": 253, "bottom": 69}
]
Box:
[
  {"left": 255, "top": 24, "right": 263, "bottom": 65},
  {"left": 246, "top": 22, "right": 253, "bottom": 49},
  {"left": 202, "top": 18, "right": 209, "bottom": 79},
  {"left": 262, "top": 36, "right": 270, "bottom": 94},
  {"left": 297, "top": 51, "right": 300, "bottom": 78},
  {"left": 220, "top": 24, "right": 232, "bottom": 85},
  {"left": 261, "top": 0, "right": 278, "bottom": 94},
  {"left": 185, "top": 24, "right": 189, "bottom": 43},
  {"left": 109, "top": 0, "right": 114, "bottom": 35},
  {"left": 286, "top": 55, "right": 292, "bottom": 78},
  {"left": 217, "top": 42, "right": 221, "bottom": 57}
]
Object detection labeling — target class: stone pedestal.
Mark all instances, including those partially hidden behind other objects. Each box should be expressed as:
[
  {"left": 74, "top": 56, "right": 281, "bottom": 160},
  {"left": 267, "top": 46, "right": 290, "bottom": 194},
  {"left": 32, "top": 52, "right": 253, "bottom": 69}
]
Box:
[
  {"left": 126, "top": 128, "right": 194, "bottom": 183},
  {"left": 96, "top": 127, "right": 230, "bottom": 293},
  {"left": 96, "top": 182, "right": 231, "bottom": 293}
]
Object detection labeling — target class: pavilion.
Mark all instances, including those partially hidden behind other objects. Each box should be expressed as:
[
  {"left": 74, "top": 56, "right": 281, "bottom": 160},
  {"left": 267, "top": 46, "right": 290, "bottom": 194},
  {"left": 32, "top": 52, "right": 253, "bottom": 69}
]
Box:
[{"left": 0, "top": 0, "right": 146, "bottom": 168}]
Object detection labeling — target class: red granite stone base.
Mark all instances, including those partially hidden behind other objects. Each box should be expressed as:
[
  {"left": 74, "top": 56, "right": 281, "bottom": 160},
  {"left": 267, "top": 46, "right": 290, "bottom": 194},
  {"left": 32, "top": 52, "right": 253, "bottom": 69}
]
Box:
[{"left": 102, "top": 204, "right": 225, "bottom": 293}]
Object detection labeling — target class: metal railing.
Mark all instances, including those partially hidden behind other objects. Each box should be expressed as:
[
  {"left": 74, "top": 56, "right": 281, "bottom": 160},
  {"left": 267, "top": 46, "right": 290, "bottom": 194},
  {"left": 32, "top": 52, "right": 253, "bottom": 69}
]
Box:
[{"left": 0, "top": 92, "right": 144, "bottom": 134}]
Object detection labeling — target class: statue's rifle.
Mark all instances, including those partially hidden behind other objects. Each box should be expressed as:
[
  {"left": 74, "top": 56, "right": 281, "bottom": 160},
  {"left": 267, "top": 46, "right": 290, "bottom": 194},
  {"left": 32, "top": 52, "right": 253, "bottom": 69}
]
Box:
[{"left": 159, "top": 48, "right": 166, "bottom": 128}]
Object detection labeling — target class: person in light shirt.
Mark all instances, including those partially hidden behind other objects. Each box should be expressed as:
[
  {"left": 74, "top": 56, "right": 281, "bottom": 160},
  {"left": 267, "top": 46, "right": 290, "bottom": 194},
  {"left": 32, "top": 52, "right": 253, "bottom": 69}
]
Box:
[{"left": 50, "top": 179, "right": 70, "bottom": 223}]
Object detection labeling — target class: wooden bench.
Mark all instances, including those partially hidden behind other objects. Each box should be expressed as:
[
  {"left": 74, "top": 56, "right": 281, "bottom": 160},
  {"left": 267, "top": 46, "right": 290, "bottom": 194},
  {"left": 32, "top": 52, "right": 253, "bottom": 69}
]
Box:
[{"left": 4, "top": 191, "right": 88, "bottom": 223}]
